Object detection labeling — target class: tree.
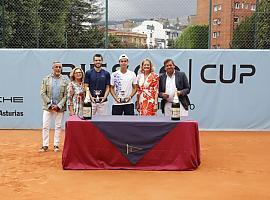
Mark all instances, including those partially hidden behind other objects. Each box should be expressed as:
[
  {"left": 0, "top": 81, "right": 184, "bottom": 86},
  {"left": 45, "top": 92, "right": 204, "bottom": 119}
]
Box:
[
  {"left": 66, "top": 0, "right": 104, "bottom": 48},
  {"left": 0, "top": 2, "right": 4, "bottom": 47},
  {"left": 167, "top": 39, "right": 176, "bottom": 49},
  {"left": 232, "top": 0, "right": 270, "bottom": 49},
  {"left": 39, "top": 0, "right": 70, "bottom": 48},
  {"left": 1, "top": 0, "right": 104, "bottom": 48},
  {"left": 108, "top": 34, "right": 124, "bottom": 48},
  {"left": 232, "top": 15, "right": 256, "bottom": 49},
  {"left": 77, "top": 27, "right": 104, "bottom": 48},
  {"left": 174, "top": 25, "right": 208, "bottom": 49},
  {"left": 256, "top": 0, "right": 270, "bottom": 49},
  {"left": 4, "top": 0, "right": 38, "bottom": 48}
]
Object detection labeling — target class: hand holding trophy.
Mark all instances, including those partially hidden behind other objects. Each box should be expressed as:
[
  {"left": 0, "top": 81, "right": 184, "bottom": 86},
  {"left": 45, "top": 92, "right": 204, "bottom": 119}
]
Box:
[
  {"left": 94, "top": 90, "right": 101, "bottom": 103},
  {"left": 119, "top": 90, "right": 126, "bottom": 103}
]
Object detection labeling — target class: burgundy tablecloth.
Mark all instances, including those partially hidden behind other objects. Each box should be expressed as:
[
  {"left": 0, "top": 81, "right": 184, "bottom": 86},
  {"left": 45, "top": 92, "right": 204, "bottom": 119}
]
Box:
[{"left": 62, "top": 115, "right": 200, "bottom": 170}]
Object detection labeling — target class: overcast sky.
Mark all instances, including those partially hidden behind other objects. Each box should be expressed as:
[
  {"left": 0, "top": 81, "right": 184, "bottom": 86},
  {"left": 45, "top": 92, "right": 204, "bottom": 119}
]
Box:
[{"left": 106, "top": 0, "right": 197, "bottom": 21}]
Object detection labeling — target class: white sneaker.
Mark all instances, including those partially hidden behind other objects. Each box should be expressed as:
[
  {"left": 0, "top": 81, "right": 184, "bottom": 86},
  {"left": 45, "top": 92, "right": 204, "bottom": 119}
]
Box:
[
  {"left": 54, "top": 146, "right": 60, "bottom": 152},
  {"left": 39, "top": 146, "right": 48, "bottom": 152}
]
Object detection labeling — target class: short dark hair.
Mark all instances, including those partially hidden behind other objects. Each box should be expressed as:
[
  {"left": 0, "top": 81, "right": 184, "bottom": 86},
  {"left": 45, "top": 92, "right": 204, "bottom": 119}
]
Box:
[
  {"left": 93, "top": 54, "right": 103, "bottom": 61},
  {"left": 163, "top": 58, "right": 175, "bottom": 66}
]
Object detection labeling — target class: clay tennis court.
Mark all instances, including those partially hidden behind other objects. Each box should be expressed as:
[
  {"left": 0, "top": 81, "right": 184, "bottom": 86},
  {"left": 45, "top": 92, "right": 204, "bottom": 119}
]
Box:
[{"left": 1, "top": 130, "right": 270, "bottom": 200}]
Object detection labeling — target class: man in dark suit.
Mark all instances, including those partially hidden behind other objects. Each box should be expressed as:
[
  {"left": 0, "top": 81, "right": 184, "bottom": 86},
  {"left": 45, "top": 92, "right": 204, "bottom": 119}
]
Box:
[{"left": 158, "top": 58, "right": 190, "bottom": 116}]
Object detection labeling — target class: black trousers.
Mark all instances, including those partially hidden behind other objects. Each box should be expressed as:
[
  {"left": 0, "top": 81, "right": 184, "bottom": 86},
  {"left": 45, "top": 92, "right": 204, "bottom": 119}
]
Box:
[{"left": 112, "top": 103, "right": 134, "bottom": 115}]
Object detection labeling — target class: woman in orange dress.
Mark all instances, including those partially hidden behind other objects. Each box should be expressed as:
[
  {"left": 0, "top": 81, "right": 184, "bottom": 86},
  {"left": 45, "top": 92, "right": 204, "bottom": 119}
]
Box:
[{"left": 136, "top": 58, "right": 159, "bottom": 116}]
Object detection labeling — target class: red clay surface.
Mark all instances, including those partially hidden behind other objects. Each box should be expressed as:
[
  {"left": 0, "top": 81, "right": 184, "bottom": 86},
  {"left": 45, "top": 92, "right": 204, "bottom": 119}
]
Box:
[{"left": 0, "top": 130, "right": 270, "bottom": 200}]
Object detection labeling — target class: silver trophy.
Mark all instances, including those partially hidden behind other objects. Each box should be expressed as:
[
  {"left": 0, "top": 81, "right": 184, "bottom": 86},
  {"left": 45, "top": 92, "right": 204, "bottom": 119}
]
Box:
[
  {"left": 119, "top": 90, "right": 126, "bottom": 103},
  {"left": 94, "top": 90, "right": 101, "bottom": 103}
]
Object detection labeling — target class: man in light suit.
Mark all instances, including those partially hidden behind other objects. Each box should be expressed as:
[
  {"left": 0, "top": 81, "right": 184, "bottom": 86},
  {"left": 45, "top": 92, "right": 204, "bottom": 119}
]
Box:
[
  {"left": 39, "top": 61, "right": 68, "bottom": 152},
  {"left": 158, "top": 58, "right": 190, "bottom": 116}
]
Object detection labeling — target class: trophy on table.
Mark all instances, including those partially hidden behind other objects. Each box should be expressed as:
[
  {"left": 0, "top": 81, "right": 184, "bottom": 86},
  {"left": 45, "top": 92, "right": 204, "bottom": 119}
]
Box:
[
  {"left": 94, "top": 90, "right": 101, "bottom": 103},
  {"left": 119, "top": 90, "right": 126, "bottom": 103}
]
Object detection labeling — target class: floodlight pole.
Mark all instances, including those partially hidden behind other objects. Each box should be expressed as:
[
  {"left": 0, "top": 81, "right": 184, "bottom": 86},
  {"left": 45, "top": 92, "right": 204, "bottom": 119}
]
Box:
[
  {"left": 208, "top": 0, "right": 212, "bottom": 49},
  {"left": 105, "top": 0, "right": 109, "bottom": 48}
]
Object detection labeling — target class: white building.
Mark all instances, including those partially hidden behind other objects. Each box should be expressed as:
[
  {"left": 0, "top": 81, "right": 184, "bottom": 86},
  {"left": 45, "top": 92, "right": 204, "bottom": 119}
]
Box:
[{"left": 132, "top": 20, "right": 168, "bottom": 49}]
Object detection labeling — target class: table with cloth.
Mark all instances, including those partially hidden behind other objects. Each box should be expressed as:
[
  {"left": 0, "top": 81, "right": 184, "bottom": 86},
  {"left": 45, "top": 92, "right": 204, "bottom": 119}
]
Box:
[{"left": 62, "top": 115, "right": 200, "bottom": 170}]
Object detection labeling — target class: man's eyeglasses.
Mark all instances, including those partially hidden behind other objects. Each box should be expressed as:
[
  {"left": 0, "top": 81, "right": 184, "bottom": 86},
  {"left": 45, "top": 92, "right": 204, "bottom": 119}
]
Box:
[{"left": 54, "top": 66, "right": 62, "bottom": 69}]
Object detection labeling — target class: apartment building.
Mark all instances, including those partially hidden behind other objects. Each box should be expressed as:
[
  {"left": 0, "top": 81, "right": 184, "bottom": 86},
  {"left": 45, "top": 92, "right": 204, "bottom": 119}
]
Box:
[
  {"left": 108, "top": 29, "right": 147, "bottom": 48},
  {"left": 191, "top": 0, "right": 210, "bottom": 25},
  {"left": 212, "top": 0, "right": 257, "bottom": 48},
  {"left": 193, "top": 0, "right": 257, "bottom": 48},
  {"left": 132, "top": 20, "right": 168, "bottom": 49}
]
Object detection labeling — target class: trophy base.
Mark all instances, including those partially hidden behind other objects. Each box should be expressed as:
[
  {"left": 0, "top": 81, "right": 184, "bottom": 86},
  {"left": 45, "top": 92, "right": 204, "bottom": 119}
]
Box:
[{"left": 120, "top": 98, "right": 126, "bottom": 103}]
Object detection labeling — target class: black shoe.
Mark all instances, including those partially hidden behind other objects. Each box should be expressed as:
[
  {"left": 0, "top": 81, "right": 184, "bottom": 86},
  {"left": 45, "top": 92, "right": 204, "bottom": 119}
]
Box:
[
  {"left": 39, "top": 146, "right": 48, "bottom": 152},
  {"left": 54, "top": 146, "right": 60, "bottom": 152}
]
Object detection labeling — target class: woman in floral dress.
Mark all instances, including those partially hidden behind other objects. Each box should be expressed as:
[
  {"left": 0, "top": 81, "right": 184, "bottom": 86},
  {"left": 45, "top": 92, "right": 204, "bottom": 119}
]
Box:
[
  {"left": 136, "top": 59, "right": 159, "bottom": 116},
  {"left": 67, "top": 67, "right": 85, "bottom": 116}
]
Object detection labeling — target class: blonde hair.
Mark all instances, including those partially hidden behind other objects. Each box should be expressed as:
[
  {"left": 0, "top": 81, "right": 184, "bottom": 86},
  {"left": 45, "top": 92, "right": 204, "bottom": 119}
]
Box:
[
  {"left": 69, "top": 67, "right": 85, "bottom": 82},
  {"left": 140, "top": 58, "right": 155, "bottom": 74}
]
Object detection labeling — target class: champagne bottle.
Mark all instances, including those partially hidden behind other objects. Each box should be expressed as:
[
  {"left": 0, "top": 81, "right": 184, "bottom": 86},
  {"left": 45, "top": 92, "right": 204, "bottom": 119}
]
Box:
[
  {"left": 82, "top": 99, "right": 92, "bottom": 120},
  {"left": 171, "top": 91, "right": 180, "bottom": 120}
]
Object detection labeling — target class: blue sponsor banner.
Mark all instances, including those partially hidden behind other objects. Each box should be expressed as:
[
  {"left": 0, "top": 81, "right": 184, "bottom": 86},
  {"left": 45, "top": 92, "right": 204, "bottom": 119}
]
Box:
[{"left": 0, "top": 49, "right": 269, "bottom": 130}]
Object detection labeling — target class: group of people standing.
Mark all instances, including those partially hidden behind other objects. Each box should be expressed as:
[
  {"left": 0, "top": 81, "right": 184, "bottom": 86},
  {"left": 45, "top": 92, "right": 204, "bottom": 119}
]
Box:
[{"left": 39, "top": 54, "right": 190, "bottom": 152}]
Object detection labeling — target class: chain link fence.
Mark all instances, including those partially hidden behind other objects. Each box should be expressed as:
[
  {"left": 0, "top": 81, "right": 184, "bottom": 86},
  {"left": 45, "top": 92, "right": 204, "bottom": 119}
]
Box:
[
  {"left": 0, "top": 0, "right": 269, "bottom": 49},
  {"left": 231, "top": 0, "right": 270, "bottom": 49},
  {"left": 0, "top": 0, "right": 104, "bottom": 48}
]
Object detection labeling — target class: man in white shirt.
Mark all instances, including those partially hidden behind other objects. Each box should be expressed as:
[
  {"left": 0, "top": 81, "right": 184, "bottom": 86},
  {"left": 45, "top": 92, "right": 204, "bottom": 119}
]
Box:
[
  {"left": 110, "top": 54, "right": 137, "bottom": 115},
  {"left": 159, "top": 58, "right": 190, "bottom": 117}
]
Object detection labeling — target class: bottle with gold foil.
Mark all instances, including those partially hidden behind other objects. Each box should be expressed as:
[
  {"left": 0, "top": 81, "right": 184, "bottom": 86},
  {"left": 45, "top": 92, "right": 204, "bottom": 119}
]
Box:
[
  {"left": 171, "top": 91, "right": 180, "bottom": 120},
  {"left": 82, "top": 99, "right": 92, "bottom": 120}
]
